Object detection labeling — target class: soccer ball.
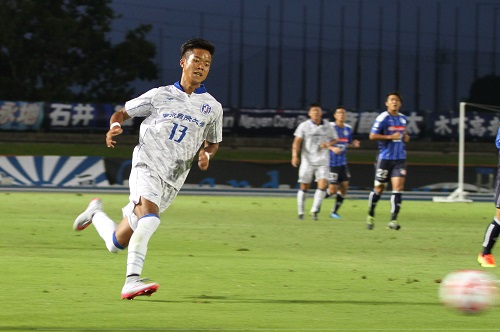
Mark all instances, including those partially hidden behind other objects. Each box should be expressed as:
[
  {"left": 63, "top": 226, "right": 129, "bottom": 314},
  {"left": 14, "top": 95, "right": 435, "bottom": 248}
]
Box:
[{"left": 439, "top": 270, "right": 497, "bottom": 314}]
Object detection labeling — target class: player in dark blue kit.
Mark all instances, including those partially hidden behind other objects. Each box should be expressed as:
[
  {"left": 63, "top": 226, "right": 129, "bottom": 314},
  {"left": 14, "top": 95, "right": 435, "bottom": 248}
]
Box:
[
  {"left": 327, "top": 106, "right": 360, "bottom": 218},
  {"left": 366, "top": 92, "right": 409, "bottom": 230},
  {"left": 477, "top": 126, "right": 500, "bottom": 267}
]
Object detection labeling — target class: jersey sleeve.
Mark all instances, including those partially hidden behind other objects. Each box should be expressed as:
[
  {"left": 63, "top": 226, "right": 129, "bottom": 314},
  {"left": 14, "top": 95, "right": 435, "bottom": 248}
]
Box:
[
  {"left": 205, "top": 104, "right": 223, "bottom": 144},
  {"left": 124, "top": 88, "right": 159, "bottom": 118},
  {"left": 496, "top": 126, "right": 500, "bottom": 150},
  {"left": 294, "top": 122, "right": 305, "bottom": 138},
  {"left": 370, "top": 113, "right": 386, "bottom": 134}
]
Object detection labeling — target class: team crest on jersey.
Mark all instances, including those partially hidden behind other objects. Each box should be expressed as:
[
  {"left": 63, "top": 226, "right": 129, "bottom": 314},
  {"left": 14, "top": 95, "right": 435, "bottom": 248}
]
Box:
[{"left": 200, "top": 103, "right": 212, "bottom": 115}]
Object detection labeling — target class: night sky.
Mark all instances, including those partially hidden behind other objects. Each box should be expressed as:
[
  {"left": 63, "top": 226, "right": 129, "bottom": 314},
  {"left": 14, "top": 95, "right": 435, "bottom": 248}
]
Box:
[{"left": 110, "top": 0, "right": 500, "bottom": 112}]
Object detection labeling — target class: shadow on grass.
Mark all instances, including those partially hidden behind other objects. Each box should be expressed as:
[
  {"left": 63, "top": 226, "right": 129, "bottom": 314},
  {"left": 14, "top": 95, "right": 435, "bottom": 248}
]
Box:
[{"left": 142, "top": 294, "right": 440, "bottom": 306}]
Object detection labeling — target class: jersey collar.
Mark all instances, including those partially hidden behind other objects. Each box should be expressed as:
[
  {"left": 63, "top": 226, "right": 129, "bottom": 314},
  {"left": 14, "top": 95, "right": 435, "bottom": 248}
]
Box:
[{"left": 174, "top": 81, "right": 207, "bottom": 94}]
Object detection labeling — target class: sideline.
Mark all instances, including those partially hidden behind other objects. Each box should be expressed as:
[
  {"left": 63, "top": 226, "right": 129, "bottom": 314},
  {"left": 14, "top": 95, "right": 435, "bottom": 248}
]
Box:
[{"left": 0, "top": 185, "right": 493, "bottom": 202}]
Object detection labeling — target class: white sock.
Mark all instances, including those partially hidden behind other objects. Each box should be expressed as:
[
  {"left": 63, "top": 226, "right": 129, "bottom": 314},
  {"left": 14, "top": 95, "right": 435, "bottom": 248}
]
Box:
[
  {"left": 92, "top": 212, "right": 122, "bottom": 253},
  {"left": 297, "top": 190, "right": 306, "bottom": 215},
  {"left": 126, "top": 214, "right": 161, "bottom": 278},
  {"left": 311, "top": 189, "right": 326, "bottom": 213}
]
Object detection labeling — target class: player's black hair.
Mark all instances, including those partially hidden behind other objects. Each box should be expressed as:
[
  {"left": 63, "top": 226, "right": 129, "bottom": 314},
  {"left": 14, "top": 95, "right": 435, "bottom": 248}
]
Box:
[
  {"left": 308, "top": 102, "right": 322, "bottom": 110},
  {"left": 386, "top": 91, "right": 403, "bottom": 102},
  {"left": 180, "top": 38, "right": 215, "bottom": 58}
]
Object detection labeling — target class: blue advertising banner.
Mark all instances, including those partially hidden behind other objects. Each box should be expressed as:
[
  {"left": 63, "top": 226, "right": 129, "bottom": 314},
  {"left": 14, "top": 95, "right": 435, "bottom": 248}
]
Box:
[
  {"left": 0, "top": 98, "right": 497, "bottom": 141},
  {"left": 45, "top": 102, "right": 116, "bottom": 131},
  {"left": 0, "top": 101, "right": 44, "bottom": 130},
  {"left": 430, "top": 112, "right": 500, "bottom": 141}
]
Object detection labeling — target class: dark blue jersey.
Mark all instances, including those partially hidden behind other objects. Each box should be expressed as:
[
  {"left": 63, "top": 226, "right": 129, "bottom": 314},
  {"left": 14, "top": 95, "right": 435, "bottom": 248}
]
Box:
[
  {"left": 329, "top": 122, "right": 353, "bottom": 167},
  {"left": 496, "top": 126, "right": 500, "bottom": 150},
  {"left": 370, "top": 111, "right": 407, "bottom": 160}
]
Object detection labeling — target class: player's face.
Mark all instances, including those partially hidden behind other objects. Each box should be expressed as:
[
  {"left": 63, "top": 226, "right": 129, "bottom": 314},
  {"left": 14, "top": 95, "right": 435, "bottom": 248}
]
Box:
[
  {"left": 385, "top": 95, "right": 402, "bottom": 114},
  {"left": 334, "top": 108, "right": 346, "bottom": 122},
  {"left": 308, "top": 106, "right": 323, "bottom": 124},
  {"left": 180, "top": 48, "right": 212, "bottom": 85}
]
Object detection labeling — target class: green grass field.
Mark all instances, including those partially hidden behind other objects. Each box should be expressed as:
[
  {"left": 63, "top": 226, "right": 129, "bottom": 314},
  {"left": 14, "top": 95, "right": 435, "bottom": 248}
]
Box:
[{"left": 1, "top": 192, "right": 499, "bottom": 331}]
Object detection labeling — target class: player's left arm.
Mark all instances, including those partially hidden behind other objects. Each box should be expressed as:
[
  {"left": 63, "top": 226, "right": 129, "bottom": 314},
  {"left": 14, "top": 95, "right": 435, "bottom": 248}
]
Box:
[
  {"left": 198, "top": 141, "right": 219, "bottom": 171},
  {"left": 403, "top": 132, "right": 410, "bottom": 142},
  {"left": 349, "top": 139, "right": 361, "bottom": 148}
]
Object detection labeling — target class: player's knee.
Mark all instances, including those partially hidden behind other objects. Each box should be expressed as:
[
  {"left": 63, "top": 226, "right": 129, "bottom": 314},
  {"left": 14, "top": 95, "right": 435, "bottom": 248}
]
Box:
[
  {"left": 106, "top": 242, "right": 123, "bottom": 254},
  {"left": 374, "top": 181, "right": 387, "bottom": 190},
  {"left": 106, "top": 232, "right": 126, "bottom": 253}
]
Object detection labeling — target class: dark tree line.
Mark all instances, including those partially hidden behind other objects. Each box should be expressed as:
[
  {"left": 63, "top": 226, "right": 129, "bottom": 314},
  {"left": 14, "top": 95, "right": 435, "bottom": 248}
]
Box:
[
  {"left": 468, "top": 75, "right": 500, "bottom": 107},
  {"left": 0, "top": 0, "right": 158, "bottom": 103}
]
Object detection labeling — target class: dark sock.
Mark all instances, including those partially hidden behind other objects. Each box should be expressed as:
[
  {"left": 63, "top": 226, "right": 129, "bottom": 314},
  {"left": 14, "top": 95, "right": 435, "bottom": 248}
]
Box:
[
  {"left": 390, "top": 193, "right": 402, "bottom": 220},
  {"left": 334, "top": 194, "right": 344, "bottom": 214},
  {"left": 482, "top": 219, "right": 500, "bottom": 255},
  {"left": 368, "top": 191, "right": 380, "bottom": 217}
]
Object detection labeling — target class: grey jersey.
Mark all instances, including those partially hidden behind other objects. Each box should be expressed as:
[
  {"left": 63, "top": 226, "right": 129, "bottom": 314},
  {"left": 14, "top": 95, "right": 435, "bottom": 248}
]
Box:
[
  {"left": 125, "top": 82, "right": 223, "bottom": 190},
  {"left": 294, "top": 119, "right": 338, "bottom": 166}
]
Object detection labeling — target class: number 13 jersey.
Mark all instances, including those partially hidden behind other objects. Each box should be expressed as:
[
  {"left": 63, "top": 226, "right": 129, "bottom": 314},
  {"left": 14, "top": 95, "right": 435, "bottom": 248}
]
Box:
[{"left": 125, "top": 81, "right": 223, "bottom": 190}]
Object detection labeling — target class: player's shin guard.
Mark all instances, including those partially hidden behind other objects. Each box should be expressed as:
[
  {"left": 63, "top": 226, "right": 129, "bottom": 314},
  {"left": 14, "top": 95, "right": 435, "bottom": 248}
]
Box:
[
  {"left": 368, "top": 191, "right": 381, "bottom": 217},
  {"left": 297, "top": 189, "right": 306, "bottom": 215},
  {"left": 333, "top": 193, "right": 344, "bottom": 214},
  {"left": 311, "top": 189, "right": 327, "bottom": 213},
  {"left": 126, "top": 214, "right": 160, "bottom": 278},
  {"left": 390, "top": 192, "right": 402, "bottom": 220},
  {"left": 482, "top": 218, "right": 500, "bottom": 255}
]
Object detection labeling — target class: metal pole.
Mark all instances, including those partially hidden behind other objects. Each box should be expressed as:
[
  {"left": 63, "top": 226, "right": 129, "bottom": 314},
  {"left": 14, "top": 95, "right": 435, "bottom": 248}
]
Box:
[
  {"left": 265, "top": 6, "right": 271, "bottom": 108},
  {"left": 316, "top": 0, "right": 324, "bottom": 103},
  {"left": 301, "top": 6, "right": 308, "bottom": 107},
  {"left": 355, "top": 0, "right": 363, "bottom": 109},
  {"left": 338, "top": 5, "right": 345, "bottom": 105},
  {"left": 414, "top": 7, "right": 420, "bottom": 111},
  {"left": 238, "top": 0, "right": 244, "bottom": 108},
  {"left": 278, "top": 0, "right": 284, "bottom": 108},
  {"left": 458, "top": 102, "right": 466, "bottom": 198}
]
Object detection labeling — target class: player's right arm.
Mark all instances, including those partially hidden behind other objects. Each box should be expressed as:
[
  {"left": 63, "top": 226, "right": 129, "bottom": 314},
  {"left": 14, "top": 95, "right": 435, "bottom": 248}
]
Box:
[
  {"left": 106, "top": 107, "right": 130, "bottom": 148},
  {"left": 291, "top": 136, "right": 302, "bottom": 167},
  {"left": 369, "top": 132, "right": 401, "bottom": 141}
]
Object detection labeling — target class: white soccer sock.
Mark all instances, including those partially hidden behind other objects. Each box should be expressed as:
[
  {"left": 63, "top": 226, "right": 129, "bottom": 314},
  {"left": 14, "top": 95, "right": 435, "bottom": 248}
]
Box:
[
  {"left": 126, "top": 214, "right": 161, "bottom": 278},
  {"left": 311, "top": 189, "right": 327, "bottom": 213},
  {"left": 297, "top": 190, "right": 306, "bottom": 215},
  {"left": 92, "top": 211, "right": 122, "bottom": 253}
]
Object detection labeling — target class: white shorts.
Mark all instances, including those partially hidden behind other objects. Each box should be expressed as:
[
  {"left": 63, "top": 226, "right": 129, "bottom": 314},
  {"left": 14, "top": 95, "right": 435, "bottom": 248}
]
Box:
[
  {"left": 297, "top": 162, "right": 329, "bottom": 184},
  {"left": 123, "top": 163, "right": 178, "bottom": 230}
]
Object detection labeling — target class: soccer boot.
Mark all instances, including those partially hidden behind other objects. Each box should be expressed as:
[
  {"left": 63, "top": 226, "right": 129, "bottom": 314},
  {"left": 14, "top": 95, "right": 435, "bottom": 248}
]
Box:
[
  {"left": 310, "top": 211, "right": 319, "bottom": 221},
  {"left": 330, "top": 213, "right": 341, "bottom": 219},
  {"left": 298, "top": 214, "right": 304, "bottom": 220},
  {"left": 387, "top": 220, "right": 401, "bottom": 230},
  {"left": 366, "top": 216, "right": 375, "bottom": 230},
  {"left": 478, "top": 253, "right": 496, "bottom": 267},
  {"left": 73, "top": 198, "right": 103, "bottom": 231},
  {"left": 121, "top": 278, "right": 159, "bottom": 300}
]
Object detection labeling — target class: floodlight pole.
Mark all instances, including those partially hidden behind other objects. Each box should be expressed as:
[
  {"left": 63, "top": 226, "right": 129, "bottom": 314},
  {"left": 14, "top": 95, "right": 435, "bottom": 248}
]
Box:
[
  {"left": 457, "top": 101, "right": 466, "bottom": 198},
  {"left": 433, "top": 102, "right": 472, "bottom": 202}
]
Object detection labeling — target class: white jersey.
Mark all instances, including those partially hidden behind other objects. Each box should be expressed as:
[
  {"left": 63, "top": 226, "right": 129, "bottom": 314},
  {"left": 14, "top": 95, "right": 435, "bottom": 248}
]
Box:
[
  {"left": 294, "top": 119, "right": 337, "bottom": 166},
  {"left": 125, "top": 82, "right": 223, "bottom": 190}
]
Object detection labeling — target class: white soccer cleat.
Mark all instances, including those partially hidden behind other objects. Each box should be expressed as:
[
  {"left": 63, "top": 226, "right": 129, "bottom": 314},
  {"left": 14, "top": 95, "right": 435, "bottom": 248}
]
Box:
[
  {"left": 73, "top": 198, "right": 103, "bottom": 231},
  {"left": 121, "top": 278, "right": 159, "bottom": 300}
]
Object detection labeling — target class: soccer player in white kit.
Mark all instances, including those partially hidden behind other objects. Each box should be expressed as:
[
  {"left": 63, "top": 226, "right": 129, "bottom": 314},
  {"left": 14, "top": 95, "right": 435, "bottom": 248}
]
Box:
[
  {"left": 292, "top": 103, "right": 338, "bottom": 220},
  {"left": 73, "top": 38, "right": 223, "bottom": 300}
]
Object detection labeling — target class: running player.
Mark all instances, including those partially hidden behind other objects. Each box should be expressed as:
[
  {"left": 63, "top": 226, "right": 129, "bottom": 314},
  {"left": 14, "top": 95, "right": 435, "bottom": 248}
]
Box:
[
  {"left": 477, "top": 125, "right": 500, "bottom": 267},
  {"left": 73, "top": 38, "right": 223, "bottom": 299},
  {"left": 327, "top": 106, "right": 360, "bottom": 219},
  {"left": 366, "top": 92, "right": 409, "bottom": 230},
  {"left": 292, "top": 103, "right": 338, "bottom": 220}
]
